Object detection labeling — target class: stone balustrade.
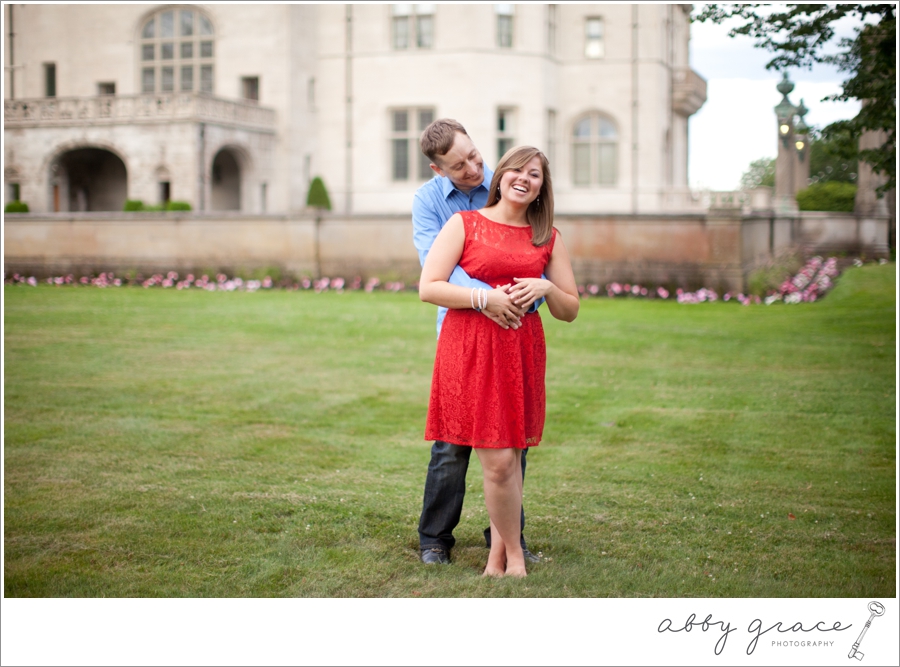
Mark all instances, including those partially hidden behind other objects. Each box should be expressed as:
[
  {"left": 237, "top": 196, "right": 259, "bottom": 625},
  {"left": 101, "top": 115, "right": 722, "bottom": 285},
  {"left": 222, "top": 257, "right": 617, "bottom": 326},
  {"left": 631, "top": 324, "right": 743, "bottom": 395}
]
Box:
[{"left": 3, "top": 93, "right": 276, "bottom": 131}]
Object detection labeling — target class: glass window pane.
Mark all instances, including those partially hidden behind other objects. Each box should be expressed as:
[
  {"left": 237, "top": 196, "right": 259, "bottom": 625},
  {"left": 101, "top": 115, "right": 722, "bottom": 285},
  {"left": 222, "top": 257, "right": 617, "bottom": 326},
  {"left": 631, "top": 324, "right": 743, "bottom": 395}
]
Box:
[
  {"left": 200, "top": 41, "right": 213, "bottom": 58},
  {"left": 498, "top": 138, "right": 513, "bottom": 161},
  {"left": 416, "top": 4, "right": 435, "bottom": 14},
  {"left": 181, "top": 66, "right": 193, "bottom": 91},
  {"left": 574, "top": 118, "right": 592, "bottom": 139},
  {"left": 142, "top": 44, "right": 155, "bottom": 61},
  {"left": 161, "top": 66, "right": 174, "bottom": 92},
  {"left": 200, "top": 65, "right": 213, "bottom": 93},
  {"left": 417, "top": 108, "right": 434, "bottom": 131},
  {"left": 598, "top": 144, "right": 616, "bottom": 184},
  {"left": 393, "top": 110, "right": 408, "bottom": 133},
  {"left": 199, "top": 14, "right": 213, "bottom": 35},
  {"left": 573, "top": 144, "right": 591, "bottom": 185},
  {"left": 142, "top": 18, "right": 155, "bottom": 39},
  {"left": 599, "top": 118, "right": 617, "bottom": 138},
  {"left": 392, "top": 4, "right": 412, "bottom": 16},
  {"left": 393, "top": 16, "right": 409, "bottom": 49},
  {"left": 498, "top": 15, "right": 513, "bottom": 47},
  {"left": 416, "top": 15, "right": 433, "bottom": 48},
  {"left": 587, "top": 18, "right": 602, "bottom": 37},
  {"left": 586, "top": 38, "right": 603, "bottom": 58},
  {"left": 181, "top": 11, "right": 194, "bottom": 36},
  {"left": 181, "top": 42, "right": 193, "bottom": 59},
  {"left": 393, "top": 139, "right": 409, "bottom": 180},
  {"left": 161, "top": 42, "right": 174, "bottom": 60},
  {"left": 142, "top": 68, "right": 155, "bottom": 93},
  {"left": 160, "top": 11, "right": 174, "bottom": 38},
  {"left": 495, "top": 4, "right": 515, "bottom": 15}
]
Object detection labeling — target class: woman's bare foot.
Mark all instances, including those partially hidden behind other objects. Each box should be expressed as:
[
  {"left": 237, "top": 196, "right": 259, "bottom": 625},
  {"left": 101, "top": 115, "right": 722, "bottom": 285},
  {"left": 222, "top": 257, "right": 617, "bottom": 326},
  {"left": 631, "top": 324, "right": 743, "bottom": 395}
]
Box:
[
  {"left": 484, "top": 545, "right": 507, "bottom": 577},
  {"left": 504, "top": 553, "right": 527, "bottom": 578}
]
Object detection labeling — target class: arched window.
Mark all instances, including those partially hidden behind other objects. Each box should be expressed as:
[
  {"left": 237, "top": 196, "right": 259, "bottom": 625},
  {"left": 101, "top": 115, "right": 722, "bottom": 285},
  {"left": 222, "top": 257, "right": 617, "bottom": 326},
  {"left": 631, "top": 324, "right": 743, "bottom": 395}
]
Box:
[
  {"left": 140, "top": 8, "right": 214, "bottom": 94},
  {"left": 572, "top": 113, "right": 618, "bottom": 186}
]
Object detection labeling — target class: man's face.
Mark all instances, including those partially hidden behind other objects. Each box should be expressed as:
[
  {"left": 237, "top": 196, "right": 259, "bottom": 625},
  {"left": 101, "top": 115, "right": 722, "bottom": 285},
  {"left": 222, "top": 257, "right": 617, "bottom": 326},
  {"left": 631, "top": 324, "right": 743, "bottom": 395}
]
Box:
[{"left": 430, "top": 132, "right": 484, "bottom": 192}]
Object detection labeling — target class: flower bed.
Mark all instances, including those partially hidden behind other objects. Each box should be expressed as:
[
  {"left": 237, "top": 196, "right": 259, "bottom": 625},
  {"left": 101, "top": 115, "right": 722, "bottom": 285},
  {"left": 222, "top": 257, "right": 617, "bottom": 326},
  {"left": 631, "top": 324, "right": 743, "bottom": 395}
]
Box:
[
  {"left": 6, "top": 256, "right": 882, "bottom": 304},
  {"left": 573, "top": 256, "right": 863, "bottom": 306},
  {"left": 3, "top": 271, "right": 415, "bottom": 294}
]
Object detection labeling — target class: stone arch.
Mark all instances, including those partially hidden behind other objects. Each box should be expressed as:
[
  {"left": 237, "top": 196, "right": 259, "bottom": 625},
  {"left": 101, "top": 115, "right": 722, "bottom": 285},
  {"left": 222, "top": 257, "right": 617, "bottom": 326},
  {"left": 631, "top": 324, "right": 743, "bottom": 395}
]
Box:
[
  {"left": 209, "top": 144, "right": 252, "bottom": 211},
  {"left": 45, "top": 143, "right": 130, "bottom": 212}
]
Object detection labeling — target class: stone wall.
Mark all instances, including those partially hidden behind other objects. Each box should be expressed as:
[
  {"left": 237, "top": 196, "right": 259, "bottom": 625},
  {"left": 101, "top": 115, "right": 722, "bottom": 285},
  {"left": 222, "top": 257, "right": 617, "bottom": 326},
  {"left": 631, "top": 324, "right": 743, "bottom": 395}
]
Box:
[{"left": 4, "top": 211, "right": 891, "bottom": 289}]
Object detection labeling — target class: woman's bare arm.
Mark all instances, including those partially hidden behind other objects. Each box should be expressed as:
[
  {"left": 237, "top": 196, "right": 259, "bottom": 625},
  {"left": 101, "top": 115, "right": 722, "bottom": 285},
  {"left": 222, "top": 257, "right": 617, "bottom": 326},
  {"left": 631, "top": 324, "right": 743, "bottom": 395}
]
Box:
[
  {"left": 419, "top": 214, "right": 524, "bottom": 327},
  {"left": 506, "top": 232, "right": 579, "bottom": 322}
]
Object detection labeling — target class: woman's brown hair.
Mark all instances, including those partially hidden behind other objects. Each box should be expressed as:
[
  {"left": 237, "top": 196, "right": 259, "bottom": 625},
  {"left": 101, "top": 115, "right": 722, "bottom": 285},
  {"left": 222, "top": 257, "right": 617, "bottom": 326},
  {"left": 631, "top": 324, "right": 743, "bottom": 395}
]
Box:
[{"left": 485, "top": 145, "right": 554, "bottom": 246}]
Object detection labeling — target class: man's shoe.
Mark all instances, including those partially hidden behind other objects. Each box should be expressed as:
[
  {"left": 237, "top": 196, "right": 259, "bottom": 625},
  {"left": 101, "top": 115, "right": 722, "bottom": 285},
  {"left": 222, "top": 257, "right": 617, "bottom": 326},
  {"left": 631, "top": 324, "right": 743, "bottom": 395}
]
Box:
[
  {"left": 420, "top": 548, "right": 450, "bottom": 564},
  {"left": 522, "top": 549, "right": 542, "bottom": 564}
]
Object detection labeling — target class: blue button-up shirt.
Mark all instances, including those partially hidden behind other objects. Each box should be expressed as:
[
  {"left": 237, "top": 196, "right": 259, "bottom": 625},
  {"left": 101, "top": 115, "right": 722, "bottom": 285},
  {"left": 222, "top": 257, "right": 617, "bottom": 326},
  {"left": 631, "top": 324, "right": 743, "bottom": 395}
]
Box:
[
  {"left": 412, "top": 167, "right": 495, "bottom": 337},
  {"left": 412, "top": 166, "right": 543, "bottom": 337}
]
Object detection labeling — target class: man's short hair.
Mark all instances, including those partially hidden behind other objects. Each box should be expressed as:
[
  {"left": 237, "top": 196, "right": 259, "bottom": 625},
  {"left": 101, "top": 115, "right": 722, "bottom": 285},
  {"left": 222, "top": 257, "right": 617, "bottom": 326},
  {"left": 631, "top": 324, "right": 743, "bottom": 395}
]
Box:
[{"left": 420, "top": 118, "right": 468, "bottom": 165}]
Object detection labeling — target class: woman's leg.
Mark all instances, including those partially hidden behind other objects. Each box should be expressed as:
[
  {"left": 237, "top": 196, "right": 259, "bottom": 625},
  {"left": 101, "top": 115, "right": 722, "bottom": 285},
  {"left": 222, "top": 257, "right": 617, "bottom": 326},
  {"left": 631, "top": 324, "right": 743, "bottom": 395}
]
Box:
[{"left": 476, "top": 448, "right": 526, "bottom": 577}]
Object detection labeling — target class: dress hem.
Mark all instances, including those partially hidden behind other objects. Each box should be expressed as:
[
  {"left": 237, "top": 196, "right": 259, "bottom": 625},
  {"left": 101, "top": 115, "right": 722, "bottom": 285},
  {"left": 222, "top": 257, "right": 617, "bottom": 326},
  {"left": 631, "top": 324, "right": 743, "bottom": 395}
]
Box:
[{"left": 424, "top": 435, "right": 540, "bottom": 450}]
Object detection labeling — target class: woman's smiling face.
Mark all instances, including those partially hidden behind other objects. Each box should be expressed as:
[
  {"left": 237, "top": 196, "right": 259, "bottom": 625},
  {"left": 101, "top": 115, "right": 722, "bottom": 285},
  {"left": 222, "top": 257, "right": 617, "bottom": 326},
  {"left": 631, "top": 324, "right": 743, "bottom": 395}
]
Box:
[{"left": 499, "top": 155, "right": 543, "bottom": 205}]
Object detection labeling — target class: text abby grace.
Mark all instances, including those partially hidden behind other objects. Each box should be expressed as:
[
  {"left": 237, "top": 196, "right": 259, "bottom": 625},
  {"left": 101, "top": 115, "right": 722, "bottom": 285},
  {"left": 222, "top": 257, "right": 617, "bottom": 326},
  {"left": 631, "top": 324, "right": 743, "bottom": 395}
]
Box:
[{"left": 657, "top": 613, "right": 851, "bottom": 655}]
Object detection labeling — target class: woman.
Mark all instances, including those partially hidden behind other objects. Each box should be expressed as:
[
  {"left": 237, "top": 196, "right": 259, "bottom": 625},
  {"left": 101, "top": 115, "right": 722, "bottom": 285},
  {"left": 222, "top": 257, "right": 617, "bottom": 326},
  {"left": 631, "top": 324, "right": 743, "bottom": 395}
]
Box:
[{"left": 419, "top": 146, "right": 579, "bottom": 577}]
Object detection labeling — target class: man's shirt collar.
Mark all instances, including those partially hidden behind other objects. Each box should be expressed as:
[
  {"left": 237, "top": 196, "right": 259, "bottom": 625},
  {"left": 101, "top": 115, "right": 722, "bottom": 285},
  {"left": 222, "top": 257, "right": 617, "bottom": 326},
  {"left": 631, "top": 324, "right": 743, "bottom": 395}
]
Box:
[{"left": 440, "top": 165, "right": 494, "bottom": 200}]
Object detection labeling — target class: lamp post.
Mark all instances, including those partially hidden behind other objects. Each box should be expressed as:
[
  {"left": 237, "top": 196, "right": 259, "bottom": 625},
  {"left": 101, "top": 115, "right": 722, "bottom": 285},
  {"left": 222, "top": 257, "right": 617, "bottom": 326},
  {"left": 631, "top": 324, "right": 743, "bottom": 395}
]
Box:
[
  {"left": 773, "top": 72, "right": 812, "bottom": 213},
  {"left": 793, "top": 99, "right": 811, "bottom": 191},
  {"left": 774, "top": 73, "right": 798, "bottom": 212}
]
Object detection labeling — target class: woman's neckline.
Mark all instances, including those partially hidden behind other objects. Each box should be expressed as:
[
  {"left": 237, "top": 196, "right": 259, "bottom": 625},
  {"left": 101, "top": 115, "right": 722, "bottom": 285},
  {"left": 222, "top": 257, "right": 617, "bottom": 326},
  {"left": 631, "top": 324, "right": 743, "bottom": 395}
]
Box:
[{"left": 475, "top": 208, "right": 531, "bottom": 229}]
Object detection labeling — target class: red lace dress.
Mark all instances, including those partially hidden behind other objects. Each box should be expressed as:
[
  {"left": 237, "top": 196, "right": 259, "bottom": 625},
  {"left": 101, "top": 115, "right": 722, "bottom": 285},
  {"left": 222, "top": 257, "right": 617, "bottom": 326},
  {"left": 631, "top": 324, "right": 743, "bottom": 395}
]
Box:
[{"left": 425, "top": 210, "right": 558, "bottom": 449}]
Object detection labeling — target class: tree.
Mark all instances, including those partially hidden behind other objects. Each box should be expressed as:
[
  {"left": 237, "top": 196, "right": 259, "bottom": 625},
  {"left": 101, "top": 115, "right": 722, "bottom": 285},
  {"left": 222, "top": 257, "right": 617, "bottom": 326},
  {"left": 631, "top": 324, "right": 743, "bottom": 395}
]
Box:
[
  {"left": 740, "top": 130, "right": 859, "bottom": 191},
  {"left": 740, "top": 157, "right": 776, "bottom": 190},
  {"left": 695, "top": 4, "right": 896, "bottom": 195},
  {"left": 807, "top": 129, "right": 858, "bottom": 185},
  {"left": 306, "top": 176, "right": 331, "bottom": 278},
  {"left": 306, "top": 176, "right": 332, "bottom": 211}
]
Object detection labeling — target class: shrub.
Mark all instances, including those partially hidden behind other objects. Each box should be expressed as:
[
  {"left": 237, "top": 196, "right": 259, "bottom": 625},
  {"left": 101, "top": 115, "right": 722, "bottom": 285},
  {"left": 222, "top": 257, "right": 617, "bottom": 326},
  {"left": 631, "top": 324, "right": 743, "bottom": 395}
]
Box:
[
  {"left": 166, "top": 201, "right": 192, "bottom": 211},
  {"left": 4, "top": 201, "right": 29, "bottom": 213},
  {"left": 746, "top": 250, "right": 805, "bottom": 297},
  {"left": 123, "top": 200, "right": 144, "bottom": 211},
  {"left": 306, "top": 176, "right": 332, "bottom": 210},
  {"left": 797, "top": 182, "right": 857, "bottom": 212}
]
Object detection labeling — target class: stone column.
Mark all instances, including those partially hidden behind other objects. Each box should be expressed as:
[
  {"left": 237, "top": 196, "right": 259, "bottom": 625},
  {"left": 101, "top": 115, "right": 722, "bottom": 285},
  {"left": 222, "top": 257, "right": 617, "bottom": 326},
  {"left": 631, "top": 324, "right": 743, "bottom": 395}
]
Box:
[
  {"left": 773, "top": 74, "right": 798, "bottom": 214},
  {"left": 793, "top": 100, "right": 811, "bottom": 196},
  {"left": 855, "top": 127, "right": 890, "bottom": 216}
]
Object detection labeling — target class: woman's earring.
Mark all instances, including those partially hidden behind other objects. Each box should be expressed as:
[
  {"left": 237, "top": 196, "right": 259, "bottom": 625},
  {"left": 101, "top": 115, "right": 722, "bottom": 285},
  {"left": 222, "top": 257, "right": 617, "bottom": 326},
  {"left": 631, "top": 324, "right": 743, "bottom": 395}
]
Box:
[{"left": 535, "top": 195, "right": 541, "bottom": 207}]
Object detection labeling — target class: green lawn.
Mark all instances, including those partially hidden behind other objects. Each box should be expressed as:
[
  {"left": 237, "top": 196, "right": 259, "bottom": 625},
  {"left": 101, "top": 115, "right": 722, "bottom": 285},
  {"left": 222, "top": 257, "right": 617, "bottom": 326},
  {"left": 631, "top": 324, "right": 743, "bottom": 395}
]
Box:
[{"left": 3, "top": 263, "right": 895, "bottom": 597}]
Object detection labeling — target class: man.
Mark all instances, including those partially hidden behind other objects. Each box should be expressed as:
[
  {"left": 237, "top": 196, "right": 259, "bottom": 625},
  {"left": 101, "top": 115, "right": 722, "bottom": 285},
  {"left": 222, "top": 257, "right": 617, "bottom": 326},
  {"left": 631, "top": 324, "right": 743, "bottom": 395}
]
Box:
[{"left": 412, "top": 118, "right": 542, "bottom": 565}]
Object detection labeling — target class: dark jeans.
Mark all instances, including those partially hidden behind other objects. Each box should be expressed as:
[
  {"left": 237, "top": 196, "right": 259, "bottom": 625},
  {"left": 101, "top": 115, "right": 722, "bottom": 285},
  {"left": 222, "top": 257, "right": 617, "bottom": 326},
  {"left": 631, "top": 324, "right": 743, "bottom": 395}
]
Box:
[{"left": 418, "top": 440, "right": 528, "bottom": 552}]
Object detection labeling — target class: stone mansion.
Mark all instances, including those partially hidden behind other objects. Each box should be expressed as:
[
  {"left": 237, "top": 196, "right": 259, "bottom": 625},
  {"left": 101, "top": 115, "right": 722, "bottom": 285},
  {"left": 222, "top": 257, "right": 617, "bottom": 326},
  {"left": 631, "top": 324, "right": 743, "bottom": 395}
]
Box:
[{"left": 3, "top": 3, "right": 707, "bottom": 216}]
